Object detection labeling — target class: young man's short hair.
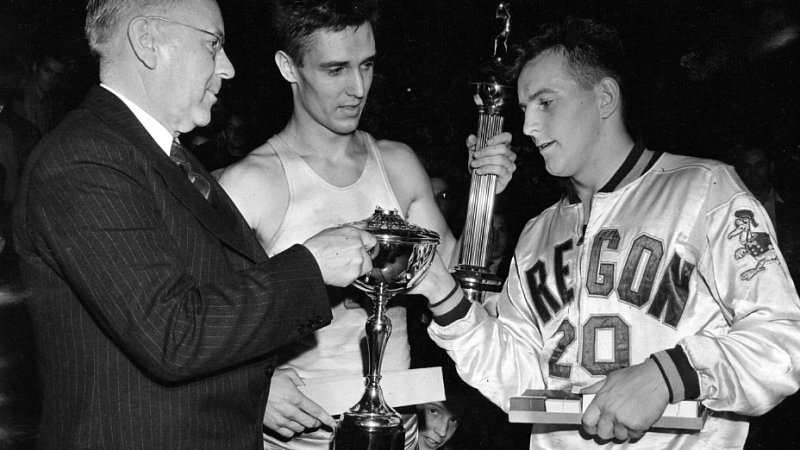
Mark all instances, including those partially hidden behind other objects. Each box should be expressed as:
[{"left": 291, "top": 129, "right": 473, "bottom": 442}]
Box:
[
  {"left": 511, "top": 17, "right": 627, "bottom": 92},
  {"left": 270, "top": 0, "right": 379, "bottom": 66}
]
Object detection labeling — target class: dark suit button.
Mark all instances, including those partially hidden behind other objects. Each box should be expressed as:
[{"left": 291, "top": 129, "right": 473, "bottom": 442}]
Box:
[
  {"left": 264, "top": 365, "right": 275, "bottom": 377},
  {"left": 315, "top": 316, "right": 325, "bottom": 325},
  {"left": 306, "top": 319, "right": 315, "bottom": 329},
  {"left": 298, "top": 324, "right": 306, "bottom": 334}
]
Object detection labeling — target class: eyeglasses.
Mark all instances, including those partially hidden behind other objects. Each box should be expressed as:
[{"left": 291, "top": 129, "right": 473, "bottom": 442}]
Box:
[{"left": 146, "top": 16, "right": 225, "bottom": 59}]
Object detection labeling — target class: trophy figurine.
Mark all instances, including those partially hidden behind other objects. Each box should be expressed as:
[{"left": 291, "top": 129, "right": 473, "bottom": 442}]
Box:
[
  {"left": 453, "top": 2, "right": 514, "bottom": 303},
  {"left": 334, "top": 207, "right": 439, "bottom": 450}
]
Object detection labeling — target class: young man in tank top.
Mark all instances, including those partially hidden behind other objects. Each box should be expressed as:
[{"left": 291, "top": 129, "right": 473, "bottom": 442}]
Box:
[{"left": 216, "top": 1, "right": 517, "bottom": 449}]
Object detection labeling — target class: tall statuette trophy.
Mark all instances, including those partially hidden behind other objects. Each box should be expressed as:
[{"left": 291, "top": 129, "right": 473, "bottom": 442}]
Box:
[
  {"left": 334, "top": 207, "right": 439, "bottom": 450},
  {"left": 453, "top": 3, "right": 514, "bottom": 303}
]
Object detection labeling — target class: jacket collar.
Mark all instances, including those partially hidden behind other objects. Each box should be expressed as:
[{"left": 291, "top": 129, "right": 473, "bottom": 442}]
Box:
[
  {"left": 565, "top": 140, "right": 662, "bottom": 204},
  {"left": 82, "top": 86, "right": 264, "bottom": 263}
]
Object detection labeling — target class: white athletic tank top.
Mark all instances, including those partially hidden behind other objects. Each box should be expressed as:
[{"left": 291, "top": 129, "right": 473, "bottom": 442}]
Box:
[{"left": 263, "top": 131, "right": 417, "bottom": 450}]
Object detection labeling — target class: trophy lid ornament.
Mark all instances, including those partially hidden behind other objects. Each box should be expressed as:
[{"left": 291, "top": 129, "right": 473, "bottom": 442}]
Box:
[{"left": 470, "top": 2, "right": 514, "bottom": 115}]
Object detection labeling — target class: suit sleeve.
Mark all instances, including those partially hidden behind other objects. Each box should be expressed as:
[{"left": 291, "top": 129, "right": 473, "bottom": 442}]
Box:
[{"left": 18, "top": 132, "right": 332, "bottom": 383}]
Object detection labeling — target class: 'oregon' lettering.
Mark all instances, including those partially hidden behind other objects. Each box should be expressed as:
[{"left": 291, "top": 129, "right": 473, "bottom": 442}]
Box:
[
  {"left": 526, "top": 238, "right": 575, "bottom": 323},
  {"left": 647, "top": 253, "right": 695, "bottom": 328},
  {"left": 525, "top": 230, "right": 694, "bottom": 327}
]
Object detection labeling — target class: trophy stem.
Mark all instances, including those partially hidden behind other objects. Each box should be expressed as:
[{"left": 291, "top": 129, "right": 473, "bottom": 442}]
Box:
[
  {"left": 462, "top": 113, "right": 504, "bottom": 268},
  {"left": 455, "top": 113, "right": 505, "bottom": 303},
  {"left": 364, "top": 291, "right": 391, "bottom": 397},
  {"left": 334, "top": 291, "right": 404, "bottom": 450}
]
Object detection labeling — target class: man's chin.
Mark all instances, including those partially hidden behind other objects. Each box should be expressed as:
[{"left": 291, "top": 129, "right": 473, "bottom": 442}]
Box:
[
  {"left": 419, "top": 435, "right": 442, "bottom": 450},
  {"left": 330, "top": 123, "right": 359, "bottom": 136},
  {"left": 187, "top": 113, "right": 213, "bottom": 132},
  {"left": 330, "top": 113, "right": 362, "bottom": 134}
]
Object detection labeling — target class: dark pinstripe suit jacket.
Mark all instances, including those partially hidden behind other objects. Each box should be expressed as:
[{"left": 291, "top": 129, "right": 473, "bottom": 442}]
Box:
[{"left": 12, "top": 86, "right": 333, "bottom": 450}]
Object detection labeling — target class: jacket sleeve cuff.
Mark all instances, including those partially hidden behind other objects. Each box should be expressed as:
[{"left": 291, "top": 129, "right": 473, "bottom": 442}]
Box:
[
  {"left": 432, "top": 296, "right": 471, "bottom": 327},
  {"left": 651, "top": 346, "right": 701, "bottom": 403}
]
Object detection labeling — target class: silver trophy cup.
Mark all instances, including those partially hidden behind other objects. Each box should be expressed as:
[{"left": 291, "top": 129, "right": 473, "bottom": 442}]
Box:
[{"left": 334, "top": 207, "right": 439, "bottom": 450}]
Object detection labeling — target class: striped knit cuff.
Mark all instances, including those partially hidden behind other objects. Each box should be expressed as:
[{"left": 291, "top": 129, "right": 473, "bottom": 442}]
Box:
[
  {"left": 432, "top": 296, "right": 471, "bottom": 327},
  {"left": 651, "top": 346, "right": 700, "bottom": 403}
]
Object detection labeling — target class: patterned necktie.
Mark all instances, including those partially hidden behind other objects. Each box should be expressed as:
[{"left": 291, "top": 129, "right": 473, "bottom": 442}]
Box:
[{"left": 170, "top": 139, "right": 211, "bottom": 200}]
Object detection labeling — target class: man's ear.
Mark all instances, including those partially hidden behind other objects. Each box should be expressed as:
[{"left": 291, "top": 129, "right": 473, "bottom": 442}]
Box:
[
  {"left": 128, "top": 17, "right": 158, "bottom": 69},
  {"left": 275, "top": 50, "right": 298, "bottom": 83},
  {"left": 596, "top": 77, "right": 621, "bottom": 120}
]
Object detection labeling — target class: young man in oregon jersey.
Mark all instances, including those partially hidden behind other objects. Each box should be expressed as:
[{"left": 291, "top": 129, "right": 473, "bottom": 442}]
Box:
[{"left": 413, "top": 17, "right": 800, "bottom": 449}]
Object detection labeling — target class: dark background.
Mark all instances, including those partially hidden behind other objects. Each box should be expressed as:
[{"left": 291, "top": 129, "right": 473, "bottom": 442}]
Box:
[
  {"left": 1, "top": 1, "right": 799, "bottom": 449},
  {"left": 3, "top": 0, "right": 799, "bottom": 228}
]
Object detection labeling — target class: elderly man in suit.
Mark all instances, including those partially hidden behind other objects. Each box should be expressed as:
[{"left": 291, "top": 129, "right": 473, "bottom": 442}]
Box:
[{"left": 12, "top": 0, "right": 377, "bottom": 449}]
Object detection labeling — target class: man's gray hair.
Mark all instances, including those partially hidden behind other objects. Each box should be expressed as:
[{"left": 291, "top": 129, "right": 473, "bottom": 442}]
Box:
[{"left": 85, "top": 0, "right": 185, "bottom": 59}]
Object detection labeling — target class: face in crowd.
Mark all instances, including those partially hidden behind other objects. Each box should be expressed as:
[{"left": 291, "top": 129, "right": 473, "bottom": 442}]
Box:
[
  {"left": 224, "top": 114, "right": 246, "bottom": 153},
  {"left": 490, "top": 212, "right": 511, "bottom": 260},
  {"left": 416, "top": 400, "right": 461, "bottom": 450},
  {"left": 34, "top": 56, "right": 65, "bottom": 94},
  {"left": 430, "top": 177, "right": 454, "bottom": 217},
  {"left": 737, "top": 147, "right": 773, "bottom": 195}
]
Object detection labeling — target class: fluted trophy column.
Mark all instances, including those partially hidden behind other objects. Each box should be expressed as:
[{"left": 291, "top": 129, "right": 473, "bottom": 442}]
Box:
[
  {"left": 334, "top": 207, "right": 439, "bottom": 450},
  {"left": 453, "top": 2, "right": 515, "bottom": 303}
]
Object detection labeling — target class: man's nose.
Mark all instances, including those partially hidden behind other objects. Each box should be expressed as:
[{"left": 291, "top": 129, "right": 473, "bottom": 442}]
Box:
[
  {"left": 434, "top": 420, "right": 448, "bottom": 437},
  {"left": 522, "top": 108, "right": 541, "bottom": 137},
  {"left": 347, "top": 70, "right": 366, "bottom": 98},
  {"left": 216, "top": 48, "right": 235, "bottom": 79}
]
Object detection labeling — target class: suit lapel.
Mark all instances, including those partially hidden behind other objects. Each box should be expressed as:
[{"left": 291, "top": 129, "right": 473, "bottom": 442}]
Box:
[{"left": 83, "top": 87, "right": 262, "bottom": 263}]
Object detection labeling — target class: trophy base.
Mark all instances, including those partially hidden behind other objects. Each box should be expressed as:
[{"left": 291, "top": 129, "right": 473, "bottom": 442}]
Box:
[
  {"left": 334, "top": 416, "right": 404, "bottom": 450},
  {"left": 453, "top": 264, "right": 503, "bottom": 292}
]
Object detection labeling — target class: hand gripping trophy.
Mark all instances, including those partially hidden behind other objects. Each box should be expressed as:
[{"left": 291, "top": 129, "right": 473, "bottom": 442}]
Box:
[
  {"left": 334, "top": 207, "right": 439, "bottom": 450},
  {"left": 453, "top": 2, "right": 515, "bottom": 303}
]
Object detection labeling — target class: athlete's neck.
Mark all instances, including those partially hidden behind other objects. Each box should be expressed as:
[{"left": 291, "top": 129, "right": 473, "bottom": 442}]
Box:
[{"left": 281, "top": 118, "right": 360, "bottom": 160}]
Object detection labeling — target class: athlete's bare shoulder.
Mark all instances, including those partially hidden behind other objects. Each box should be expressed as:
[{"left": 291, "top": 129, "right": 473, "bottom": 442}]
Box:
[
  {"left": 372, "top": 137, "right": 430, "bottom": 212},
  {"left": 218, "top": 142, "right": 285, "bottom": 189},
  {"left": 216, "top": 140, "right": 289, "bottom": 239},
  {"left": 374, "top": 138, "right": 417, "bottom": 164}
]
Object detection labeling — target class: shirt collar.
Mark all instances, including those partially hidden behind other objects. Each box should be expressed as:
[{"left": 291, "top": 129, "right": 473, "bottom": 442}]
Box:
[{"left": 100, "top": 83, "right": 174, "bottom": 155}]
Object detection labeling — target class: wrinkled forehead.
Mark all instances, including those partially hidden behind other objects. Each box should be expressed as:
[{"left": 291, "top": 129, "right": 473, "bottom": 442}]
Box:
[{"left": 171, "top": 0, "right": 225, "bottom": 33}]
